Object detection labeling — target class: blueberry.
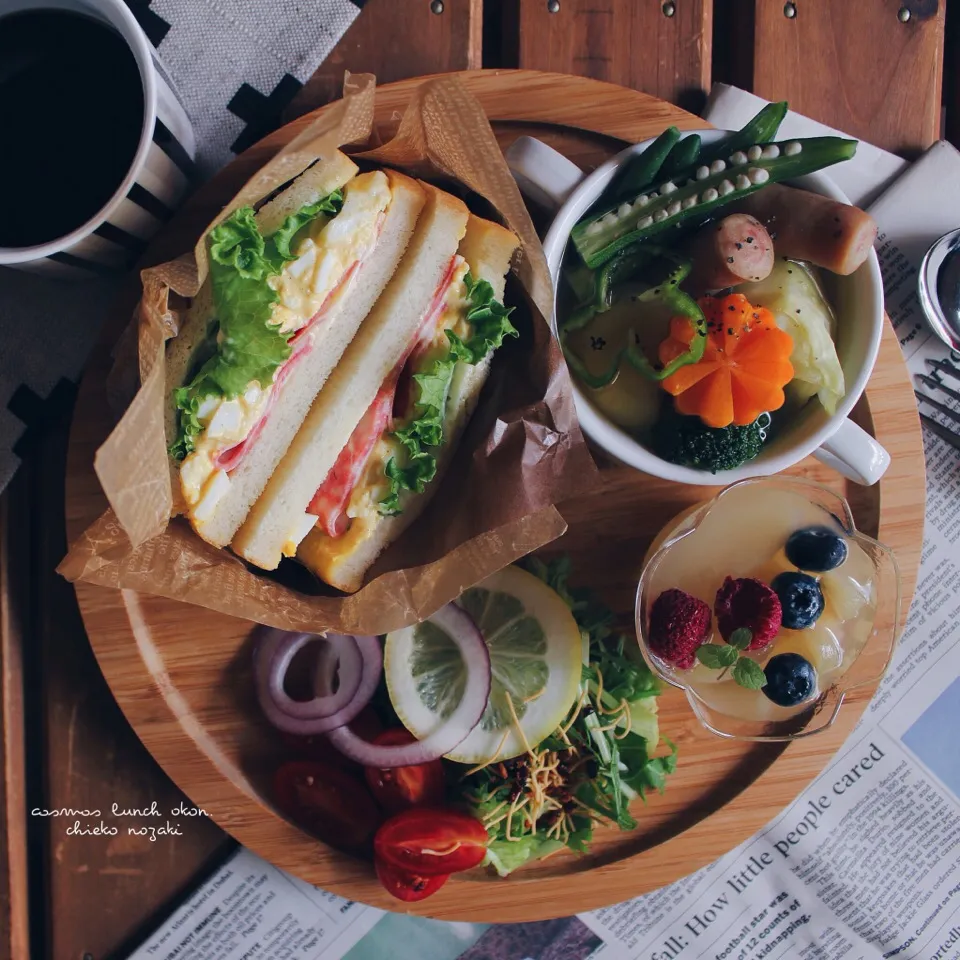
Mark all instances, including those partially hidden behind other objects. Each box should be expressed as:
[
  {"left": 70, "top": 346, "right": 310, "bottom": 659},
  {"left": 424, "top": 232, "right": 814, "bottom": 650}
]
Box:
[
  {"left": 785, "top": 525, "right": 848, "bottom": 572},
  {"left": 763, "top": 653, "right": 817, "bottom": 707},
  {"left": 772, "top": 572, "right": 824, "bottom": 629}
]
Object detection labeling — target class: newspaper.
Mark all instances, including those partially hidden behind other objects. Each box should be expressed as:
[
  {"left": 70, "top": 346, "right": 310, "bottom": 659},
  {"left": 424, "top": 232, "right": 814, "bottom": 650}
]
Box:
[{"left": 126, "top": 101, "right": 960, "bottom": 960}]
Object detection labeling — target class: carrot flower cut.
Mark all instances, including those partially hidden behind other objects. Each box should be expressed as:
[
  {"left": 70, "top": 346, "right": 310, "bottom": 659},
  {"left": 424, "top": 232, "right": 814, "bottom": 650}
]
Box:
[{"left": 659, "top": 293, "right": 794, "bottom": 428}]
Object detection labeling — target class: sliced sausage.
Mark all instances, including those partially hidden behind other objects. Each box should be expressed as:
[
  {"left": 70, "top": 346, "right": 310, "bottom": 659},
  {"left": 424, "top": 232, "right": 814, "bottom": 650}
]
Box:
[
  {"left": 734, "top": 183, "right": 877, "bottom": 275},
  {"left": 687, "top": 214, "right": 775, "bottom": 291}
]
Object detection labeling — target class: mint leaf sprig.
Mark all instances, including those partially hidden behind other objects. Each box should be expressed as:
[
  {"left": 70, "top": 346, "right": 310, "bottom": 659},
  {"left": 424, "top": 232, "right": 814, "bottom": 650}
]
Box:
[{"left": 695, "top": 627, "right": 766, "bottom": 690}]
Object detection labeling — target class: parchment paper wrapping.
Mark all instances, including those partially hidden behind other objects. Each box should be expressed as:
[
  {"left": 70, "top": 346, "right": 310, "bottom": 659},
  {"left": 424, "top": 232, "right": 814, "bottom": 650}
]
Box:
[{"left": 59, "top": 73, "right": 599, "bottom": 635}]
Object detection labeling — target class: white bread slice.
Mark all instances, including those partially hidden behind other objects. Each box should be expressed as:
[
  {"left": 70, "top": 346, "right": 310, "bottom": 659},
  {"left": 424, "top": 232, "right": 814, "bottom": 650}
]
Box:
[
  {"left": 231, "top": 185, "right": 471, "bottom": 571},
  {"left": 167, "top": 168, "right": 426, "bottom": 548},
  {"left": 255, "top": 151, "right": 359, "bottom": 237},
  {"left": 297, "top": 215, "right": 519, "bottom": 592}
]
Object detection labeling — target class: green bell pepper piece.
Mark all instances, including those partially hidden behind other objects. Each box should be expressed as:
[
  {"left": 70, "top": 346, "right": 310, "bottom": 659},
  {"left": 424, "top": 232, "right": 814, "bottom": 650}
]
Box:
[{"left": 560, "top": 249, "right": 706, "bottom": 385}]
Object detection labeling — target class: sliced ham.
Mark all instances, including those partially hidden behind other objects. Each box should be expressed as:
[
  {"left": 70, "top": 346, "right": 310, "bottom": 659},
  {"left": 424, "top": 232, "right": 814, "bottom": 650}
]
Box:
[
  {"left": 214, "top": 335, "right": 312, "bottom": 473},
  {"left": 306, "top": 256, "right": 463, "bottom": 538},
  {"left": 308, "top": 379, "right": 397, "bottom": 536}
]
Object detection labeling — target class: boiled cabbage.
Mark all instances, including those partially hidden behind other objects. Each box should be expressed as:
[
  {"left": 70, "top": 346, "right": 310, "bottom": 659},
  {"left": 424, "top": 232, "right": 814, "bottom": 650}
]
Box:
[{"left": 738, "top": 260, "right": 845, "bottom": 415}]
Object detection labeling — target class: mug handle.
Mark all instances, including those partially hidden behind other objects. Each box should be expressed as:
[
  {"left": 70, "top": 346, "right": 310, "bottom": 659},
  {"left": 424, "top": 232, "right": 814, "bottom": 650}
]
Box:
[
  {"left": 813, "top": 419, "right": 891, "bottom": 486},
  {"left": 504, "top": 136, "right": 586, "bottom": 212}
]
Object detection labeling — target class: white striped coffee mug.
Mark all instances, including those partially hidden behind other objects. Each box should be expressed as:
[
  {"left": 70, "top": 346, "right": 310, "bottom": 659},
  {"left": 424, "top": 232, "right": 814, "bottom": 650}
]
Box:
[{"left": 0, "top": 0, "right": 196, "bottom": 279}]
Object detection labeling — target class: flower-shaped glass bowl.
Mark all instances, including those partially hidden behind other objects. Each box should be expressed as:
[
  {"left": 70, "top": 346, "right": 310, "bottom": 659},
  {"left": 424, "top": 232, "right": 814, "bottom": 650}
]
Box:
[{"left": 635, "top": 477, "right": 901, "bottom": 741}]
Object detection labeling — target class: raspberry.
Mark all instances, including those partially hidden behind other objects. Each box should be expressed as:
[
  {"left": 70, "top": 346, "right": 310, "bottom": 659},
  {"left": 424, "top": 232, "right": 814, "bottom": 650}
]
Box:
[
  {"left": 714, "top": 577, "right": 782, "bottom": 649},
  {"left": 648, "top": 589, "right": 712, "bottom": 669}
]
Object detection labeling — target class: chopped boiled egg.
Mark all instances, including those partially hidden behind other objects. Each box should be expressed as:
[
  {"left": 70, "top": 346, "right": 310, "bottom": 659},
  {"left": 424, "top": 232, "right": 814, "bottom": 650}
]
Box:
[
  {"left": 206, "top": 399, "right": 244, "bottom": 439},
  {"left": 271, "top": 170, "right": 391, "bottom": 334},
  {"left": 179, "top": 381, "right": 272, "bottom": 507},
  {"left": 426, "top": 258, "right": 471, "bottom": 348},
  {"left": 281, "top": 512, "right": 322, "bottom": 558},
  {"left": 192, "top": 469, "right": 231, "bottom": 523},
  {"left": 196, "top": 394, "right": 219, "bottom": 419}
]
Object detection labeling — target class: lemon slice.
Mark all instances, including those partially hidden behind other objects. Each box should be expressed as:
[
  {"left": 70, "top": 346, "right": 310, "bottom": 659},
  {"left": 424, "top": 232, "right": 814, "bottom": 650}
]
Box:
[{"left": 385, "top": 564, "right": 583, "bottom": 764}]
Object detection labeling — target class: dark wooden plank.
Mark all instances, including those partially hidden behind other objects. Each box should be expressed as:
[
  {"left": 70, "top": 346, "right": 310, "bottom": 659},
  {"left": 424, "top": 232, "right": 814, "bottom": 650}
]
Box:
[
  {"left": 944, "top": 0, "right": 960, "bottom": 147},
  {"left": 0, "top": 489, "right": 30, "bottom": 960},
  {"left": 27, "top": 422, "right": 231, "bottom": 960},
  {"left": 750, "top": 0, "right": 945, "bottom": 155},
  {"left": 286, "top": 0, "right": 482, "bottom": 119},
  {"left": 514, "top": 0, "right": 713, "bottom": 114},
  {"left": 710, "top": 0, "right": 755, "bottom": 92}
]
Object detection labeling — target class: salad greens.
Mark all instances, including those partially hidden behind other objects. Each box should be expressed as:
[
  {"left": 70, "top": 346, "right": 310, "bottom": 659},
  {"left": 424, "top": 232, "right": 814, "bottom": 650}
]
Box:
[
  {"left": 378, "top": 272, "right": 517, "bottom": 516},
  {"left": 170, "top": 192, "right": 343, "bottom": 460},
  {"left": 459, "top": 556, "right": 677, "bottom": 876}
]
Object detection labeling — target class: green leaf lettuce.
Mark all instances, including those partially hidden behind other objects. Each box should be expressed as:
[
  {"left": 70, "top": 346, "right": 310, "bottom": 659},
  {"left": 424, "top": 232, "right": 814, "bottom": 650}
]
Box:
[
  {"left": 378, "top": 272, "right": 517, "bottom": 514},
  {"left": 170, "top": 192, "right": 343, "bottom": 461}
]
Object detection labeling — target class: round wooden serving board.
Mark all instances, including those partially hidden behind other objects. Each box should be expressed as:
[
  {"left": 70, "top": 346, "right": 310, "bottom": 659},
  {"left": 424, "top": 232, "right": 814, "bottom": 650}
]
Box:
[{"left": 66, "top": 71, "right": 925, "bottom": 921}]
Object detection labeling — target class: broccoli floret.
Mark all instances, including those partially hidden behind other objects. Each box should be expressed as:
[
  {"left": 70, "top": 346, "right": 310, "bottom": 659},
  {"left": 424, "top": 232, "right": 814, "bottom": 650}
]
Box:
[{"left": 653, "top": 409, "right": 770, "bottom": 473}]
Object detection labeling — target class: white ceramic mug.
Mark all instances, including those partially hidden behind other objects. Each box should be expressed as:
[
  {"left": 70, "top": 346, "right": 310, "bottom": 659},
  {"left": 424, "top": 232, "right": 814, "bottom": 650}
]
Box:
[
  {"left": 506, "top": 132, "right": 890, "bottom": 486},
  {"left": 0, "top": 0, "right": 196, "bottom": 279}
]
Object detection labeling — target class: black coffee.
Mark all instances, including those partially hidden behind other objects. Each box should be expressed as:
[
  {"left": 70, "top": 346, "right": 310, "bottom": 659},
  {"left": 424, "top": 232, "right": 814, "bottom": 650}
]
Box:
[{"left": 0, "top": 9, "right": 144, "bottom": 247}]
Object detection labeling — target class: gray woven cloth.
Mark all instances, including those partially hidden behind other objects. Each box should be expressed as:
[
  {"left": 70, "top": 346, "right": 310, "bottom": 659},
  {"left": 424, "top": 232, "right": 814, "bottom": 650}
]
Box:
[{"left": 0, "top": 0, "right": 362, "bottom": 492}]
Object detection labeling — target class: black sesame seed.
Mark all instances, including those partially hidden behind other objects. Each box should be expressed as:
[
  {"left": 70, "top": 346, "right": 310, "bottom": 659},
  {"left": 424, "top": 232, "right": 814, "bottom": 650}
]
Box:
[
  {"left": 727, "top": 327, "right": 734, "bottom": 335},
  {"left": 796, "top": 308, "right": 801, "bottom": 313},
  {"left": 745, "top": 236, "right": 754, "bottom": 244},
  {"left": 726, "top": 256, "right": 735, "bottom": 263},
  {"left": 728, "top": 304, "right": 736, "bottom": 311},
  {"left": 735, "top": 242, "right": 743, "bottom": 250}
]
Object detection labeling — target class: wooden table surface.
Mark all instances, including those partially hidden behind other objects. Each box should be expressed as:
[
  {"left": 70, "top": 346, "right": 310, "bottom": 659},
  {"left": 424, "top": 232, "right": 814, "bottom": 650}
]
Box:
[{"left": 0, "top": 1, "right": 951, "bottom": 958}]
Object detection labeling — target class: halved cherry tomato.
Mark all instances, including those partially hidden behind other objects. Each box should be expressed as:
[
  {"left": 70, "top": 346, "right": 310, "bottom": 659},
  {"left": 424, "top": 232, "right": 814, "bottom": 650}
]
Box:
[
  {"left": 374, "top": 807, "right": 488, "bottom": 876},
  {"left": 273, "top": 761, "right": 380, "bottom": 851},
  {"left": 375, "top": 857, "right": 450, "bottom": 902},
  {"left": 281, "top": 707, "right": 383, "bottom": 770},
  {"left": 364, "top": 730, "right": 446, "bottom": 813}
]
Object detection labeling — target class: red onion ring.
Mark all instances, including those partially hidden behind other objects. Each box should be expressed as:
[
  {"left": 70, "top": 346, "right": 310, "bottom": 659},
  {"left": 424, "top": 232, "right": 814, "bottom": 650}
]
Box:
[
  {"left": 253, "top": 628, "right": 382, "bottom": 735},
  {"left": 266, "top": 632, "right": 362, "bottom": 720},
  {"left": 326, "top": 603, "right": 491, "bottom": 767}
]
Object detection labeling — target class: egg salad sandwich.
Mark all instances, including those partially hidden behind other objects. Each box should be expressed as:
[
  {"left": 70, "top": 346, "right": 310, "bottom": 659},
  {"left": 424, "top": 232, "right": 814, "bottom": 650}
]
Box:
[
  {"left": 165, "top": 151, "right": 426, "bottom": 548},
  {"left": 231, "top": 187, "right": 520, "bottom": 590}
]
